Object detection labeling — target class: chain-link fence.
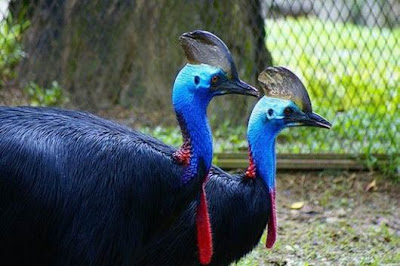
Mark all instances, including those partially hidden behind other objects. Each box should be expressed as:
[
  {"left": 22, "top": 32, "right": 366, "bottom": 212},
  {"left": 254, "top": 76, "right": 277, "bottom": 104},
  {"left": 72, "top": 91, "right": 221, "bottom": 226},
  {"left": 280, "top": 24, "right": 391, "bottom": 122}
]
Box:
[
  {"left": 0, "top": 0, "right": 399, "bottom": 157},
  {"left": 264, "top": 1, "right": 399, "bottom": 156}
]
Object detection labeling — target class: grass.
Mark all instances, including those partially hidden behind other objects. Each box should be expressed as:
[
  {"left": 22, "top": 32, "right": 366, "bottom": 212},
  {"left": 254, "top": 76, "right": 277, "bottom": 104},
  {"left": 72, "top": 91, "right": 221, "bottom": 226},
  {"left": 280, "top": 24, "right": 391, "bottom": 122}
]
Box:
[
  {"left": 233, "top": 172, "right": 400, "bottom": 265},
  {"left": 265, "top": 17, "right": 399, "bottom": 155}
]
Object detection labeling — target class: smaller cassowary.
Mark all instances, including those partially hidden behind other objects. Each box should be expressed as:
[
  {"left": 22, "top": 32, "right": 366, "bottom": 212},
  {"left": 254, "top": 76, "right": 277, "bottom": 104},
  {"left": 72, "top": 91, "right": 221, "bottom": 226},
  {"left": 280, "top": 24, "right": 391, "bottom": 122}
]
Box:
[
  {"left": 0, "top": 31, "right": 258, "bottom": 265},
  {"left": 136, "top": 67, "right": 331, "bottom": 266}
]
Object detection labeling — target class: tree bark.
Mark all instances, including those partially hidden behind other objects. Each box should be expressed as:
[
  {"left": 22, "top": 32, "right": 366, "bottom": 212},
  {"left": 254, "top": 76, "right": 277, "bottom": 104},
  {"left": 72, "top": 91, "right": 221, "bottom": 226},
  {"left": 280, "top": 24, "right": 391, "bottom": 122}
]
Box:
[{"left": 13, "top": 0, "right": 274, "bottom": 125}]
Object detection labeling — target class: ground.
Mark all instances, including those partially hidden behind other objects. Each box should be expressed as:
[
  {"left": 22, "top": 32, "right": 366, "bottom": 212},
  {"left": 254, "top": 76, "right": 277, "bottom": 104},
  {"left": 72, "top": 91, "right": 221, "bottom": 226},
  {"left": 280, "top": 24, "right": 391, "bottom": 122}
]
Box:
[{"left": 235, "top": 171, "right": 400, "bottom": 265}]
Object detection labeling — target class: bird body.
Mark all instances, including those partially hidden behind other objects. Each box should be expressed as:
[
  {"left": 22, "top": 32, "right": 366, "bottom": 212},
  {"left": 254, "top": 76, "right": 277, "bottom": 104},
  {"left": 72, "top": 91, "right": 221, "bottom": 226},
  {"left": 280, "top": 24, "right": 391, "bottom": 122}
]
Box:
[
  {"left": 0, "top": 107, "right": 198, "bottom": 265},
  {"left": 0, "top": 31, "right": 258, "bottom": 265},
  {"left": 137, "top": 67, "right": 331, "bottom": 266},
  {"left": 136, "top": 98, "right": 283, "bottom": 266},
  {"left": 136, "top": 167, "right": 270, "bottom": 266}
]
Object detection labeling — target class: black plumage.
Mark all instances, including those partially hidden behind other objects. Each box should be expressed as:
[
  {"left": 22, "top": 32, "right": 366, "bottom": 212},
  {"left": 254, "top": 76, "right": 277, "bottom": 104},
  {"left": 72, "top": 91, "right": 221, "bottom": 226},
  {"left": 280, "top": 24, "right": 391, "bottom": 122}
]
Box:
[
  {"left": 0, "top": 107, "right": 205, "bottom": 265},
  {"left": 136, "top": 167, "right": 270, "bottom": 266},
  {"left": 0, "top": 30, "right": 259, "bottom": 265}
]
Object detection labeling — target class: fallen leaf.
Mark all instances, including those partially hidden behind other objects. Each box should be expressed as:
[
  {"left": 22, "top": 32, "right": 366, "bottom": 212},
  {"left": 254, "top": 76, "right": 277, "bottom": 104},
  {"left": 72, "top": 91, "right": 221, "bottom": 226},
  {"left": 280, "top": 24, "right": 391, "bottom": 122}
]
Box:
[
  {"left": 290, "top": 201, "right": 305, "bottom": 210},
  {"left": 365, "top": 179, "right": 377, "bottom": 192}
]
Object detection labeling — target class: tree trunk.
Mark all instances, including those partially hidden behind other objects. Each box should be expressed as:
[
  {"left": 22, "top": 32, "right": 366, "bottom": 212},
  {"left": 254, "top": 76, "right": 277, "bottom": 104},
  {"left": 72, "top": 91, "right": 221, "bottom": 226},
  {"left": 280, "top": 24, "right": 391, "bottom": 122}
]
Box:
[{"left": 13, "top": 0, "right": 273, "bottom": 126}]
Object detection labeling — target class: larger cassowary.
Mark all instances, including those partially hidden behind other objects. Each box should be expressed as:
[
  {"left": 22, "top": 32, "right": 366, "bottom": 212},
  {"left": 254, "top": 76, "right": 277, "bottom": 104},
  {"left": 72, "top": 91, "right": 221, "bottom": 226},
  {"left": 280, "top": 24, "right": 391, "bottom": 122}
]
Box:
[
  {"left": 0, "top": 30, "right": 258, "bottom": 266},
  {"left": 136, "top": 67, "right": 331, "bottom": 266}
]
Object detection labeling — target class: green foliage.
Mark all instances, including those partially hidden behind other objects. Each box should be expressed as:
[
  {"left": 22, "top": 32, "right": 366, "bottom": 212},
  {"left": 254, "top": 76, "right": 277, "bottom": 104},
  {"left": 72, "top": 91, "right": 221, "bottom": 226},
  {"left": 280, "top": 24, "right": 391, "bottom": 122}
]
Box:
[
  {"left": 24, "top": 81, "right": 65, "bottom": 107},
  {"left": 266, "top": 17, "right": 400, "bottom": 156},
  {"left": 383, "top": 155, "right": 400, "bottom": 182},
  {"left": 0, "top": 13, "right": 30, "bottom": 86},
  {"left": 366, "top": 154, "right": 400, "bottom": 182},
  {"left": 138, "top": 123, "right": 248, "bottom": 154},
  {"left": 212, "top": 119, "right": 248, "bottom": 152},
  {"left": 139, "top": 126, "right": 182, "bottom": 148}
]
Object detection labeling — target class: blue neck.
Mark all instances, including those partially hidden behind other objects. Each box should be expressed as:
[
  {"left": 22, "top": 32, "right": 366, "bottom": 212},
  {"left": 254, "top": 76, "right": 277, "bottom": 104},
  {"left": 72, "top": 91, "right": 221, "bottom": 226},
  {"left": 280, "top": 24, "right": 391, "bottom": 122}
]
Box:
[
  {"left": 172, "top": 65, "right": 214, "bottom": 176},
  {"left": 247, "top": 122, "right": 278, "bottom": 189},
  {"left": 246, "top": 98, "right": 285, "bottom": 189},
  {"left": 175, "top": 103, "right": 212, "bottom": 171}
]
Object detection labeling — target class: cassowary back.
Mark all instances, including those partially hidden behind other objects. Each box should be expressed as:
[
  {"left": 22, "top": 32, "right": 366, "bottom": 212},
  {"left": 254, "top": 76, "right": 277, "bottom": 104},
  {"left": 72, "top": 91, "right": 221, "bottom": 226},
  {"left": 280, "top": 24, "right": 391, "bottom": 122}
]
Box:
[{"left": 0, "top": 107, "right": 205, "bottom": 265}]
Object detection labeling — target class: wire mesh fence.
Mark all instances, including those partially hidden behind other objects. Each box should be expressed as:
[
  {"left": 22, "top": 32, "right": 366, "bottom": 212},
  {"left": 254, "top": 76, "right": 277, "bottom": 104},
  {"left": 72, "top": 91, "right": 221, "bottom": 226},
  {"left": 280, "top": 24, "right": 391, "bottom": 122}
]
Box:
[{"left": 0, "top": 0, "right": 399, "bottom": 157}]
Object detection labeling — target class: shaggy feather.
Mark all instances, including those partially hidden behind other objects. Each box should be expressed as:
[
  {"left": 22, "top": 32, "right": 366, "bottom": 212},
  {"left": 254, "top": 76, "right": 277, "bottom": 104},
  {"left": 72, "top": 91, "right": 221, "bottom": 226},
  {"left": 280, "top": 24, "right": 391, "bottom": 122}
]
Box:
[
  {"left": 0, "top": 107, "right": 207, "bottom": 265},
  {"left": 136, "top": 167, "right": 270, "bottom": 266}
]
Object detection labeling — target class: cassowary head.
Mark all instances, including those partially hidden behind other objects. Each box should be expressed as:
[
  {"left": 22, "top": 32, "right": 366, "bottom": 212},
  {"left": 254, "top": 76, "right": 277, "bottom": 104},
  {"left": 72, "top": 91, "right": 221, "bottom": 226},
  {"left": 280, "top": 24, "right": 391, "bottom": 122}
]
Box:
[
  {"left": 172, "top": 30, "right": 258, "bottom": 106},
  {"left": 247, "top": 66, "right": 331, "bottom": 249},
  {"left": 253, "top": 66, "right": 331, "bottom": 133}
]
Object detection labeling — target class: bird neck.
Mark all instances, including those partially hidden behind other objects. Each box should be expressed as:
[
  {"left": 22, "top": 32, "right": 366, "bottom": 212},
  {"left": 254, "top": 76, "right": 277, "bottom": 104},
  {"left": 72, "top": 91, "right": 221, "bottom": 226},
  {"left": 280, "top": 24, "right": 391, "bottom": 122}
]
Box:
[
  {"left": 245, "top": 124, "right": 277, "bottom": 189},
  {"left": 172, "top": 67, "right": 213, "bottom": 184},
  {"left": 174, "top": 106, "right": 212, "bottom": 173},
  {"left": 245, "top": 105, "right": 284, "bottom": 249}
]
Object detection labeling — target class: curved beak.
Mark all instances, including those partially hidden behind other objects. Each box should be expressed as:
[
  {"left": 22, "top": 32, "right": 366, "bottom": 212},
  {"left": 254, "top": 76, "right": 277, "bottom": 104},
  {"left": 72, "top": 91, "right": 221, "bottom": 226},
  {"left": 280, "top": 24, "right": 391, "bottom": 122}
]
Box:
[
  {"left": 213, "top": 79, "right": 259, "bottom": 97},
  {"left": 285, "top": 111, "right": 332, "bottom": 129},
  {"left": 303, "top": 112, "right": 332, "bottom": 129}
]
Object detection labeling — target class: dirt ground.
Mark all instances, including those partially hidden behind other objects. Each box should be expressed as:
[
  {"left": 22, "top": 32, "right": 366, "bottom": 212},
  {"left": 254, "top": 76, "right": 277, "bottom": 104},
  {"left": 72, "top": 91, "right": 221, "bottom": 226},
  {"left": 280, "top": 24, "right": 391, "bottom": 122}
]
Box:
[{"left": 235, "top": 171, "right": 400, "bottom": 266}]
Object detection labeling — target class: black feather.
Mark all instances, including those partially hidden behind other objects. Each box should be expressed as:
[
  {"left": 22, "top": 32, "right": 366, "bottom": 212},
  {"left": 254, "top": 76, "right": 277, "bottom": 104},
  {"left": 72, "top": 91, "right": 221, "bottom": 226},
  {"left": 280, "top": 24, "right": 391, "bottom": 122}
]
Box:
[
  {"left": 0, "top": 107, "right": 206, "bottom": 266},
  {"left": 136, "top": 166, "right": 270, "bottom": 266}
]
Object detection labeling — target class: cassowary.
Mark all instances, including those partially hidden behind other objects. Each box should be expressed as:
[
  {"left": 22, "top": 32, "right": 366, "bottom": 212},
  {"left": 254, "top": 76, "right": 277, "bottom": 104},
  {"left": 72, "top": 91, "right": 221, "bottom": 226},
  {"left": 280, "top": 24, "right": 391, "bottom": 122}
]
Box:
[
  {"left": 0, "top": 30, "right": 258, "bottom": 266},
  {"left": 136, "top": 67, "right": 331, "bottom": 266}
]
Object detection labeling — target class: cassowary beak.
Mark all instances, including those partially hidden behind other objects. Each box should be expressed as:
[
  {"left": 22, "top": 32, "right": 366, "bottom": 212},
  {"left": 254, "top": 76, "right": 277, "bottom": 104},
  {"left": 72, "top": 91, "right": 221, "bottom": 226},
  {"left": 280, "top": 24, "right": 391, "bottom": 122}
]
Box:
[
  {"left": 285, "top": 111, "right": 331, "bottom": 129},
  {"left": 213, "top": 79, "right": 259, "bottom": 97},
  {"left": 301, "top": 112, "right": 332, "bottom": 129}
]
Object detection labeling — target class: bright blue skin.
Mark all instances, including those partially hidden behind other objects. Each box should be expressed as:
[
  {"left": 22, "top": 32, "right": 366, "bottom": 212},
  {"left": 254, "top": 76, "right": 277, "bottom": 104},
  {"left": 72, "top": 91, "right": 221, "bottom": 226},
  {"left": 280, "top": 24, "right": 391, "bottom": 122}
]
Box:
[
  {"left": 247, "top": 97, "right": 302, "bottom": 189},
  {"left": 172, "top": 64, "right": 226, "bottom": 182}
]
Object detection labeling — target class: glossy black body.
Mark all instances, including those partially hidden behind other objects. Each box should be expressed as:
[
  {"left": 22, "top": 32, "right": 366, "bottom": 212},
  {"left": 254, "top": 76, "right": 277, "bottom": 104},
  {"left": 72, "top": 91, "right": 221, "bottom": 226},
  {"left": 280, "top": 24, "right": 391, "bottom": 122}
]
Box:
[
  {"left": 137, "top": 167, "right": 270, "bottom": 266},
  {"left": 0, "top": 107, "right": 206, "bottom": 266}
]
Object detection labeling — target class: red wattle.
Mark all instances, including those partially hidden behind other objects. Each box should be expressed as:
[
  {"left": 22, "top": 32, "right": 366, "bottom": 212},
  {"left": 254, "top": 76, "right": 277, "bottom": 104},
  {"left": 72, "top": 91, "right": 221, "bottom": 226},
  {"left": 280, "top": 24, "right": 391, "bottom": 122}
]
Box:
[
  {"left": 266, "top": 188, "right": 277, "bottom": 248},
  {"left": 172, "top": 144, "right": 191, "bottom": 165},
  {"left": 196, "top": 183, "right": 213, "bottom": 265},
  {"left": 245, "top": 149, "right": 256, "bottom": 179}
]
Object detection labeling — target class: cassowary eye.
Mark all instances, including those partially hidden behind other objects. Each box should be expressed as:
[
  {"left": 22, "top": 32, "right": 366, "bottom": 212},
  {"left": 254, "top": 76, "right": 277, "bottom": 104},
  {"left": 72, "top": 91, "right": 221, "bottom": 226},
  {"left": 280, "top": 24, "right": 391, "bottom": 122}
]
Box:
[
  {"left": 211, "top": 75, "right": 219, "bottom": 85},
  {"left": 284, "top": 107, "right": 293, "bottom": 116},
  {"left": 194, "top": 76, "right": 200, "bottom": 85}
]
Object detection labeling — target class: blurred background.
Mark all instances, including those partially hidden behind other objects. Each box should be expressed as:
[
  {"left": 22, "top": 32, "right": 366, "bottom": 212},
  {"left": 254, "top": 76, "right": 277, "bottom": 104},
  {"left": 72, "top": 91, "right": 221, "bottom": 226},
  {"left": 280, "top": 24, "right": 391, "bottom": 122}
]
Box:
[
  {"left": 0, "top": 0, "right": 399, "bottom": 157},
  {"left": 0, "top": 0, "right": 399, "bottom": 264}
]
